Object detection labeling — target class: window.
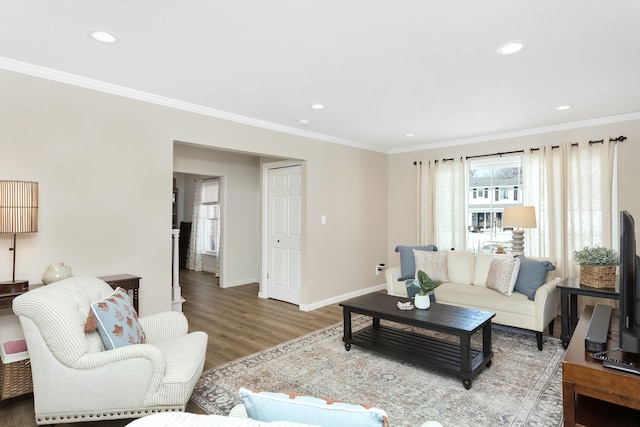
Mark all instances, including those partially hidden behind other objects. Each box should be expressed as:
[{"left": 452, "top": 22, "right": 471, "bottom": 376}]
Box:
[
  {"left": 467, "top": 156, "right": 522, "bottom": 253},
  {"left": 201, "top": 179, "right": 220, "bottom": 253}
]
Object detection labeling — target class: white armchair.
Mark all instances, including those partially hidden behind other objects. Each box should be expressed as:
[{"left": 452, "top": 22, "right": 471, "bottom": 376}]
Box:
[{"left": 12, "top": 276, "right": 208, "bottom": 425}]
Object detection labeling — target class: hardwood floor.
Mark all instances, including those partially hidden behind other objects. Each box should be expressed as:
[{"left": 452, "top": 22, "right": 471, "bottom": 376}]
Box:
[{"left": 0, "top": 270, "right": 343, "bottom": 427}]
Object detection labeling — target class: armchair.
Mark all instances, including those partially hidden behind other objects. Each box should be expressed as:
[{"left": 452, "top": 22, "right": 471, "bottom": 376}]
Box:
[{"left": 12, "top": 276, "right": 208, "bottom": 425}]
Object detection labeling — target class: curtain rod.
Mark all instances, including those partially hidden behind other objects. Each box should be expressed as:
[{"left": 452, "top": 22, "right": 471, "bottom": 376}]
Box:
[{"left": 413, "top": 135, "right": 626, "bottom": 164}]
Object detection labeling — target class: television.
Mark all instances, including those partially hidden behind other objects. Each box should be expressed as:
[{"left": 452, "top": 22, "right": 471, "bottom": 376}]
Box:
[{"left": 619, "top": 210, "right": 640, "bottom": 354}]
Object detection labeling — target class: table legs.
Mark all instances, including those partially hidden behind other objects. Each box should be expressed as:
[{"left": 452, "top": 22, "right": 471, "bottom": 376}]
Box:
[{"left": 342, "top": 307, "right": 352, "bottom": 351}]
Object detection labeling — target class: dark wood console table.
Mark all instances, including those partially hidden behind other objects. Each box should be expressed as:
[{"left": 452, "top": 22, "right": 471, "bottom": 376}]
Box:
[
  {"left": 562, "top": 305, "right": 640, "bottom": 426},
  {"left": 557, "top": 277, "right": 619, "bottom": 348},
  {"left": 0, "top": 274, "right": 141, "bottom": 312}
]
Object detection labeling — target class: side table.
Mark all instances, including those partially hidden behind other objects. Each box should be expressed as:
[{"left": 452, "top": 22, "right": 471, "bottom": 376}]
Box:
[
  {"left": 0, "top": 274, "right": 141, "bottom": 312},
  {"left": 556, "top": 277, "right": 619, "bottom": 349}
]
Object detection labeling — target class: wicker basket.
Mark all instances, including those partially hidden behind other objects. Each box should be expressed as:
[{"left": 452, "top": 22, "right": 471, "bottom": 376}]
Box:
[
  {"left": 0, "top": 358, "right": 33, "bottom": 400},
  {"left": 579, "top": 264, "right": 617, "bottom": 288}
]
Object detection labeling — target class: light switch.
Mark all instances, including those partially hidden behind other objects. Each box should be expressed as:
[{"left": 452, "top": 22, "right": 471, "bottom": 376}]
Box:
[{"left": 321, "top": 215, "right": 326, "bottom": 225}]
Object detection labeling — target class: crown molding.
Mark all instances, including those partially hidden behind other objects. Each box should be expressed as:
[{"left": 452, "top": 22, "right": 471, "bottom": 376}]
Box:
[
  {"left": 2, "top": 57, "right": 638, "bottom": 157},
  {"left": 389, "top": 112, "right": 640, "bottom": 154},
  {"left": 0, "top": 57, "right": 388, "bottom": 154}
]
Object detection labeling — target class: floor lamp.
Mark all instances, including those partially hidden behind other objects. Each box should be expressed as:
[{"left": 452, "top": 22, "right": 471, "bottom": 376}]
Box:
[
  {"left": 502, "top": 206, "right": 536, "bottom": 256},
  {"left": 0, "top": 180, "right": 39, "bottom": 290}
]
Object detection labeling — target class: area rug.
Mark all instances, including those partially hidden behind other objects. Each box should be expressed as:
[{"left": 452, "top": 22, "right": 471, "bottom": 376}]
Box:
[{"left": 191, "top": 316, "right": 565, "bottom": 427}]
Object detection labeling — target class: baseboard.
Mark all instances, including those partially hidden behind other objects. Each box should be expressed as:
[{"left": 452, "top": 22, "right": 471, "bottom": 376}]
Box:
[
  {"left": 220, "top": 277, "right": 260, "bottom": 288},
  {"left": 299, "top": 283, "right": 387, "bottom": 312}
]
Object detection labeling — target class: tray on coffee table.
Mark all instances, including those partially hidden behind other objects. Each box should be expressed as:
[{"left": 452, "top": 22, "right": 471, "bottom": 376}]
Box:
[{"left": 340, "top": 293, "right": 495, "bottom": 389}]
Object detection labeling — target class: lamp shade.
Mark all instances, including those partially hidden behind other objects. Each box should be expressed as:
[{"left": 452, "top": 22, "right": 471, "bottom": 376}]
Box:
[
  {"left": 503, "top": 206, "right": 536, "bottom": 229},
  {"left": 0, "top": 180, "right": 39, "bottom": 234}
]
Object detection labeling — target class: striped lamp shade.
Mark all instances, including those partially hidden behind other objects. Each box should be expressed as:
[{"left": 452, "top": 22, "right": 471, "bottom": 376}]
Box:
[{"left": 0, "top": 181, "right": 39, "bottom": 234}]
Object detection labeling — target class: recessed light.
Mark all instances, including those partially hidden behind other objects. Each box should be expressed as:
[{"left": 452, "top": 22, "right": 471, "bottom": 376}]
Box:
[
  {"left": 497, "top": 40, "right": 525, "bottom": 55},
  {"left": 405, "top": 133, "right": 415, "bottom": 137},
  {"left": 556, "top": 105, "right": 572, "bottom": 111},
  {"left": 91, "top": 30, "right": 117, "bottom": 43},
  {"left": 310, "top": 104, "right": 325, "bottom": 110},
  {"left": 299, "top": 119, "right": 309, "bottom": 125}
]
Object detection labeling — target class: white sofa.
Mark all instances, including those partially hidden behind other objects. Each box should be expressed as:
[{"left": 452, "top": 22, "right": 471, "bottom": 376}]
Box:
[{"left": 386, "top": 251, "right": 561, "bottom": 350}]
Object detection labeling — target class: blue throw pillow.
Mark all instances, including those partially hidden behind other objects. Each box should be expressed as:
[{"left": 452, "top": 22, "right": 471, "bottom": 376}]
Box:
[
  {"left": 513, "top": 256, "right": 556, "bottom": 300},
  {"left": 395, "top": 245, "right": 438, "bottom": 280},
  {"left": 239, "top": 388, "right": 387, "bottom": 427}
]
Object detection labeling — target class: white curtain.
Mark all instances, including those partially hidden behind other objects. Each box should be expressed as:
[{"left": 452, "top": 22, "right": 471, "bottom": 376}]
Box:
[
  {"left": 418, "top": 158, "right": 467, "bottom": 250},
  {"left": 522, "top": 142, "right": 616, "bottom": 278},
  {"left": 186, "top": 180, "right": 204, "bottom": 271}
]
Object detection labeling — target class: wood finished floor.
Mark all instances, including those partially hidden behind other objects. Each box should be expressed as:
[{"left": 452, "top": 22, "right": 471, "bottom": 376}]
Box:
[{"left": 1, "top": 270, "right": 343, "bottom": 427}]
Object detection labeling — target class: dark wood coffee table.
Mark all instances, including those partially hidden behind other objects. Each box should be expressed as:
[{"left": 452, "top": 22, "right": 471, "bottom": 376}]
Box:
[{"left": 340, "top": 293, "right": 495, "bottom": 389}]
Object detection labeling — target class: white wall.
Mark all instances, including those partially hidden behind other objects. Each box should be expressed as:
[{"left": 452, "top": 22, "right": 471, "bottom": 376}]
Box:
[
  {"left": 173, "top": 147, "right": 262, "bottom": 287},
  {"left": 0, "top": 69, "right": 388, "bottom": 314}
]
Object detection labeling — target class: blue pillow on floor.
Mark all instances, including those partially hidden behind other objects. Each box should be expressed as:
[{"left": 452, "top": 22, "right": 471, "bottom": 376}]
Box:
[{"left": 395, "top": 245, "right": 438, "bottom": 280}]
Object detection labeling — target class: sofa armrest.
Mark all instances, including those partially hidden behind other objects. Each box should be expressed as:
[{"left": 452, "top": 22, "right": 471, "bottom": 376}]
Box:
[
  {"left": 532, "top": 276, "right": 562, "bottom": 331},
  {"left": 385, "top": 266, "right": 408, "bottom": 297}
]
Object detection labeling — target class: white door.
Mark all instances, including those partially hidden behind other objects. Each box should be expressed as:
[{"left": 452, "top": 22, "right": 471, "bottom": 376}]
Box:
[{"left": 267, "top": 165, "right": 301, "bottom": 304}]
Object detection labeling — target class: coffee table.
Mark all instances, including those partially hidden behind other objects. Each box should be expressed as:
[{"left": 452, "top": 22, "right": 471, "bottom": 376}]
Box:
[{"left": 340, "top": 293, "right": 495, "bottom": 389}]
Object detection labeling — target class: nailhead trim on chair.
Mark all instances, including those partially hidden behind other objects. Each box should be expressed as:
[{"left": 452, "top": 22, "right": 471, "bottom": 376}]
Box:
[{"left": 36, "top": 406, "right": 185, "bottom": 424}]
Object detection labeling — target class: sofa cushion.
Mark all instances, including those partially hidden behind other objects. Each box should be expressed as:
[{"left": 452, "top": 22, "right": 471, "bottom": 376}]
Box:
[
  {"left": 86, "top": 287, "right": 145, "bottom": 350},
  {"left": 435, "top": 282, "right": 536, "bottom": 318},
  {"left": 514, "top": 256, "right": 557, "bottom": 300},
  {"left": 414, "top": 250, "right": 449, "bottom": 282},
  {"left": 485, "top": 257, "right": 521, "bottom": 296},
  {"left": 239, "top": 388, "right": 388, "bottom": 427},
  {"left": 446, "top": 251, "right": 475, "bottom": 285},
  {"left": 472, "top": 253, "right": 512, "bottom": 286},
  {"left": 394, "top": 245, "right": 437, "bottom": 280}
]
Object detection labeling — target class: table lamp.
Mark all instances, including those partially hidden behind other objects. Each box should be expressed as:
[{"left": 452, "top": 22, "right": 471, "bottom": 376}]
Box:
[
  {"left": 502, "top": 206, "right": 536, "bottom": 256},
  {"left": 0, "top": 180, "right": 39, "bottom": 290}
]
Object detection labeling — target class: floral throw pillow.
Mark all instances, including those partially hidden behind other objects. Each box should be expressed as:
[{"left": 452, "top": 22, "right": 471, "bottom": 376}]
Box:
[{"left": 85, "top": 287, "right": 145, "bottom": 350}]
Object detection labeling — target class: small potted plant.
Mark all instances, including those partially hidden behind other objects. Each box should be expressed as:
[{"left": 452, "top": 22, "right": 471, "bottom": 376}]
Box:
[
  {"left": 573, "top": 246, "right": 619, "bottom": 288},
  {"left": 410, "top": 270, "right": 442, "bottom": 309}
]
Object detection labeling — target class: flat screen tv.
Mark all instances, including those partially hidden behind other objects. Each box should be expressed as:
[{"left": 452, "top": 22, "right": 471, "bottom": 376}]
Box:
[{"left": 619, "top": 210, "right": 640, "bottom": 354}]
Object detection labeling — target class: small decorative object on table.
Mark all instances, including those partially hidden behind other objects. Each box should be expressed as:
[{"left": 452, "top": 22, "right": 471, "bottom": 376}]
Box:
[
  {"left": 397, "top": 301, "right": 414, "bottom": 311},
  {"left": 42, "top": 262, "right": 72, "bottom": 285},
  {"left": 573, "top": 246, "right": 619, "bottom": 288},
  {"left": 409, "top": 270, "right": 442, "bottom": 309}
]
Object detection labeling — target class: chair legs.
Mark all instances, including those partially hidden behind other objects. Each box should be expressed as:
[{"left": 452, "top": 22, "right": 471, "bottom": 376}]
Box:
[{"left": 536, "top": 331, "right": 543, "bottom": 351}]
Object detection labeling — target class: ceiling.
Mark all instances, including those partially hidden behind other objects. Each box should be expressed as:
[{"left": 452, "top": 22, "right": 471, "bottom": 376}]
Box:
[{"left": 1, "top": 1, "right": 639, "bottom": 153}]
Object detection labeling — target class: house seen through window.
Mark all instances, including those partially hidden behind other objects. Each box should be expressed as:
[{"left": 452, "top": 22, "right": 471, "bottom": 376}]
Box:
[{"left": 467, "top": 156, "right": 522, "bottom": 253}]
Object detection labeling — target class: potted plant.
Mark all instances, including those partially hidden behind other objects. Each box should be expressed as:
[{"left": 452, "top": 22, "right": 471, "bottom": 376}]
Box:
[
  {"left": 410, "top": 270, "right": 442, "bottom": 309},
  {"left": 573, "top": 246, "right": 619, "bottom": 288}
]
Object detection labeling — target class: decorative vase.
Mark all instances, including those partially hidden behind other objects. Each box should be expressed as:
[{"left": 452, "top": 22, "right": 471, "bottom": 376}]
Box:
[
  {"left": 42, "top": 262, "right": 73, "bottom": 285},
  {"left": 414, "top": 293, "right": 431, "bottom": 309}
]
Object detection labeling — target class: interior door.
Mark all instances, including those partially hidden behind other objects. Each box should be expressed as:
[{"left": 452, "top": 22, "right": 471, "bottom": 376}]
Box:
[{"left": 267, "top": 165, "right": 301, "bottom": 304}]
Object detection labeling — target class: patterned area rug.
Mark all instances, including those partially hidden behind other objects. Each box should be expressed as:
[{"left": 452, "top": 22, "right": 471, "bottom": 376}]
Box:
[{"left": 191, "top": 316, "right": 565, "bottom": 427}]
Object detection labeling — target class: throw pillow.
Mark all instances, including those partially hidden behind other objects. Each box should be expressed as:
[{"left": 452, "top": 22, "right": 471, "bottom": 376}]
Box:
[
  {"left": 514, "top": 256, "right": 557, "bottom": 300},
  {"left": 85, "top": 287, "right": 145, "bottom": 350},
  {"left": 394, "top": 245, "right": 438, "bottom": 280},
  {"left": 413, "top": 250, "right": 449, "bottom": 282},
  {"left": 239, "top": 388, "right": 388, "bottom": 427},
  {"left": 485, "top": 257, "right": 521, "bottom": 296}
]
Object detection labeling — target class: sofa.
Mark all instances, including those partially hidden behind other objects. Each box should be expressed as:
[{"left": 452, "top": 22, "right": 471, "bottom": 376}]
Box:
[
  {"left": 125, "top": 388, "right": 399, "bottom": 427},
  {"left": 386, "top": 247, "right": 561, "bottom": 350}
]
